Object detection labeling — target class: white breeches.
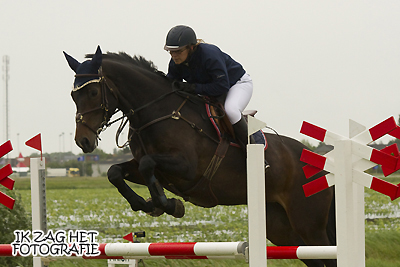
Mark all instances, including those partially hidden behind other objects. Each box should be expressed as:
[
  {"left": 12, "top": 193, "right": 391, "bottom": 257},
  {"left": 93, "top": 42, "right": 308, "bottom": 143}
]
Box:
[{"left": 224, "top": 73, "right": 253, "bottom": 124}]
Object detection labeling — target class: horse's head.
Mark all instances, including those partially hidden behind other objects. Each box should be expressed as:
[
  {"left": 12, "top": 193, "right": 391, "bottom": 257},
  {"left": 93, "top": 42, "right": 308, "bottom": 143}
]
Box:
[{"left": 64, "top": 46, "right": 115, "bottom": 153}]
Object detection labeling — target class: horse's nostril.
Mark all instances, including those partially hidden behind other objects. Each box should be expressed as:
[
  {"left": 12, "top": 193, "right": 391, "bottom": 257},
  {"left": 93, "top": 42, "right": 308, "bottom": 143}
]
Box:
[
  {"left": 76, "top": 137, "right": 94, "bottom": 153},
  {"left": 81, "top": 137, "right": 92, "bottom": 151},
  {"left": 81, "top": 137, "right": 90, "bottom": 147}
]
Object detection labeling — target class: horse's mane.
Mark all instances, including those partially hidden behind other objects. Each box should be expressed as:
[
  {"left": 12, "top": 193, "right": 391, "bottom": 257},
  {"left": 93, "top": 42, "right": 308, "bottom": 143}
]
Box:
[{"left": 85, "top": 52, "right": 167, "bottom": 78}]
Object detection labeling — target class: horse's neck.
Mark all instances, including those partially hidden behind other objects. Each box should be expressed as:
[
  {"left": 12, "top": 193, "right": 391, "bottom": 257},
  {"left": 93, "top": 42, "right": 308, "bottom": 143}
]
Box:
[{"left": 109, "top": 70, "right": 171, "bottom": 115}]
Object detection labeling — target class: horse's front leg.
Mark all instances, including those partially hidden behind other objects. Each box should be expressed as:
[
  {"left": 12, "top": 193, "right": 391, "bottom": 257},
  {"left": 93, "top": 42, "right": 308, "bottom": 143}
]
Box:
[
  {"left": 138, "top": 154, "right": 194, "bottom": 218},
  {"left": 107, "top": 159, "right": 154, "bottom": 213}
]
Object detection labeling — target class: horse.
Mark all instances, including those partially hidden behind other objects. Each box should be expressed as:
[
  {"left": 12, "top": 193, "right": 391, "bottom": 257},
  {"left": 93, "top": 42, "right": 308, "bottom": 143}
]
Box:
[{"left": 64, "top": 46, "right": 336, "bottom": 267}]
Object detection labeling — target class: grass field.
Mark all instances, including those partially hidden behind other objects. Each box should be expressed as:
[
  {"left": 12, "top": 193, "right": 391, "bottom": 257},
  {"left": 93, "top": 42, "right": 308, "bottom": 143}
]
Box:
[{"left": 6, "top": 175, "right": 400, "bottom": 266}]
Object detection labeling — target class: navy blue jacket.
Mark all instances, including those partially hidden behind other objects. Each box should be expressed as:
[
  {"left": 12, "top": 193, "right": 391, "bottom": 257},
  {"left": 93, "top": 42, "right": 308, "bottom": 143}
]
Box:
[{"left": 167, "top": 43, "right": 246, "bottom": 96}]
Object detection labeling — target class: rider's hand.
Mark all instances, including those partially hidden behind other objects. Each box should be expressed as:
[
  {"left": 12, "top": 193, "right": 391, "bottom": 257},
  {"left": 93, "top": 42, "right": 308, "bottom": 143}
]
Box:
[{"left": 172, "top": 81, "right": 196, "bottom": 94}]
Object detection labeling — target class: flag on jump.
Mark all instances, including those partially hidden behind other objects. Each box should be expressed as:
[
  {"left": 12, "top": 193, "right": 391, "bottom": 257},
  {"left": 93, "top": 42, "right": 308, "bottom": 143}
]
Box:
[{"left": 25, "top": 133, "right": 42, "bottom": 160}]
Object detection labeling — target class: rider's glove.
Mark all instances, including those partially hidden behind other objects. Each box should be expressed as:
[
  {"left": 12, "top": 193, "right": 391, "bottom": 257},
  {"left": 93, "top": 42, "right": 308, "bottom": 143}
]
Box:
[{"left": 172, "top": 81, "right": 196, "bottom": 94}]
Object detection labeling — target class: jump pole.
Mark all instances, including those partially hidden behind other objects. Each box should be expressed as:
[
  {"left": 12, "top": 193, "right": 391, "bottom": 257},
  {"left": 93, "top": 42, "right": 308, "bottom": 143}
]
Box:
[
  {"left": 246, "top": 116, "right": 267, "bottom": 266},
  {"left": 30, "top": 157, "right": 47, "bottom": 267},
  {"left": 0, "top": 243, "right": 337, "bottom": 259},
  {"left": 24, "top": 134, "right": 47, "bottom": 266},
  {"left": 334, "top": 121, "right": 366, "bottom": 266}
]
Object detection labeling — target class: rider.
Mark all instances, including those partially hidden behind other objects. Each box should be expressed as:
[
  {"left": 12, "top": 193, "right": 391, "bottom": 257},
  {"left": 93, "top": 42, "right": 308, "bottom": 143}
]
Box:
[{"left": 164, "top": 25, "right": 268, "bottom": 168}]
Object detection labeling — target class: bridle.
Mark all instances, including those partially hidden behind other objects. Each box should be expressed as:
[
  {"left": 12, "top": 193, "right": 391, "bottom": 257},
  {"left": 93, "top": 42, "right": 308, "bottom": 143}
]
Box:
[
  {"left": 73, "top": 69, "right": 180, "bottom": 145},
  {"left": 74, "top": 69, "right": 221, "bottom": 151},
  {"left": 73, "top": 69, "right": 117, "bottom": 140}
]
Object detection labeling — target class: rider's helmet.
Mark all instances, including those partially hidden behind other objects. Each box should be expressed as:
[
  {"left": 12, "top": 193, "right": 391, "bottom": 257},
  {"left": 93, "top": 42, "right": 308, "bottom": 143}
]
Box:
[{"left": 164, "top": 25, "right": 197, "bottom": 51}]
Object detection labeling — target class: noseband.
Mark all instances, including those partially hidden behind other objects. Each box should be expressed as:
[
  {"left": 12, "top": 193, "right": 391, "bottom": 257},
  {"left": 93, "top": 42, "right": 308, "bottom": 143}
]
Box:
[{"left": 74, "top": 71, "right": 116, "bottom": 140}]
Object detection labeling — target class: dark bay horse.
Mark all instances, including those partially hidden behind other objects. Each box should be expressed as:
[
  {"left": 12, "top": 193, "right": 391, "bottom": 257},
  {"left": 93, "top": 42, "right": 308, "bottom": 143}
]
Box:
[{"left": 64, "top": 46, "right": 336, "bottom": 267}]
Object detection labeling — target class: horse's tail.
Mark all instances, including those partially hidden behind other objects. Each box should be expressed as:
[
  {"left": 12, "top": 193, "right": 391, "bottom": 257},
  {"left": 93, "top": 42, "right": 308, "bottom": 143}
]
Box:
[{"left": 326, "top": 186, "right": 336, "bottom": 246}]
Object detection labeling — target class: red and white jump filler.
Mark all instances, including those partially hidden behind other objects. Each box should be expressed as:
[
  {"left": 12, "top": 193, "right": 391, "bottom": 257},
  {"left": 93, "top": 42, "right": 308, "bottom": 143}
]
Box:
[
  {"left": 0, "top": 141, "right": 15, "bottom": 209},
  {"left": 300, "top": 117, "right": 400, "bottom": 267}
]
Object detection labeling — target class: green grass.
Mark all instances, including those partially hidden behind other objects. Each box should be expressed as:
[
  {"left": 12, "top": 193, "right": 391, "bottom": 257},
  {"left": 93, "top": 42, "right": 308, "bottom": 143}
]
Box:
[
  {"left": 45, "top": 258, "right": 305, "bottom": 267},
  {"left": 8, "top": 176, "right": 400, "bottom": 267},
  {"left": 365, "top": 231, "right": 400, "bottom": 261},
  {"left": 14, "top": 176, "right": 114, "bottom": 190}
]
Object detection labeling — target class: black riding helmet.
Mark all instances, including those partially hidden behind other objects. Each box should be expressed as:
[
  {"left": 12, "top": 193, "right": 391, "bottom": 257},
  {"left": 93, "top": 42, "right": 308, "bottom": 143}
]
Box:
[{"left": 164, "top": 25, "right": 197, "bottom": 51}]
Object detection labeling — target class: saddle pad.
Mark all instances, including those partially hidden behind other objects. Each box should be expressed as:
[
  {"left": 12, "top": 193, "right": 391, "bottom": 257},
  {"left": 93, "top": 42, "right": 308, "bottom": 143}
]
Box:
[{"left": 206, "top": 104, "right": 268, "bottom": 150}]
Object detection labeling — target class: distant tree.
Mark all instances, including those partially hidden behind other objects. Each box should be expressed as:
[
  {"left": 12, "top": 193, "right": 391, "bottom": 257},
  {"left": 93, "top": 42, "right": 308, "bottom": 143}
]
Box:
[
  {"left": 387, "top": 139, "right": 400, "bottom": 146},
  {"left": 315, "top": 142, "right": 328, "bottom": 150},
  {"left": 28, "top": 152, "right": 40, "bottom": 158},
  {"left": 81, "top": 148, "right": 112, "bottom": 160},
  {"left": 387, "top": 114, "right": 400, "bottom": 146},
  {"left": 114, "top": 146, "right": 131, "bottom": 155},
  {"left": 301, "top": 139, "right": 316, "bottom": 151},
  {"left": 83, "top": 163, "right": 93, "bottom": 177},
  {"left": 46, "top": 160, "right": 80, "bottom": 169},
  {"left": 0, "top": 190, "right": 32, "bottom": 267}
]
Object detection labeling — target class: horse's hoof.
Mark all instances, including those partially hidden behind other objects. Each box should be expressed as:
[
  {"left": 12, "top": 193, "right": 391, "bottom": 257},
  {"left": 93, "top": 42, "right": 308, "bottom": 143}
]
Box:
[
  {"left": 145, "top": 198, "right": 164, "bottom": 217},
  {"left": 172, "top": 198, "right": 185, "bottom": 218},
  {"left": 146, "top": 207, "right": 165, "bottom": 217}
]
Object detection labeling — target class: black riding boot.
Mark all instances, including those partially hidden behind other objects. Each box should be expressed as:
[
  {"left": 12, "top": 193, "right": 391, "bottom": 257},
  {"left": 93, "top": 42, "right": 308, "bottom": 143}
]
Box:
[
  {"left": 232, "top": 117, "right": 270, "bottom": 169},
  {"left": 232, "top": 117, "right": 249, "bottom": 152}
]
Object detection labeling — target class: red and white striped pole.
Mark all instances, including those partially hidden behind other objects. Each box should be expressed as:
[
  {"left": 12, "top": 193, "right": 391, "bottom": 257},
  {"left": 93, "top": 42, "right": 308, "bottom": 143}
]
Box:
[
  {"left": 0, "top": 243, "right": 337, "bottom": 260},
  {"left": 0, "top": 242, "right": 246, "bottom": 259},
  {"left": 98, "top": 242, "right": 246, "bottom": 258}
]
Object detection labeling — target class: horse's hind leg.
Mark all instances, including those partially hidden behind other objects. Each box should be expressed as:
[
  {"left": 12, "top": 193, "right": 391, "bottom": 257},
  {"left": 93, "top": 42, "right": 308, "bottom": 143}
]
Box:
[
  {"left": 267, "top": 202, "right": 326, "bottom": 267},
  {"left": 107, "top": 160, "right": 154, "bottom": 213},
  {"left": 286, "top": 189, "right": 337, "bottom": 267}
]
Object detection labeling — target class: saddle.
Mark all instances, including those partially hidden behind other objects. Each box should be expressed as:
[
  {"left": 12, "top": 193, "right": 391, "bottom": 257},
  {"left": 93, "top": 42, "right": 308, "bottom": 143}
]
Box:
[{"left": 206, "top": 103, "right": 267, "bottom": 148}]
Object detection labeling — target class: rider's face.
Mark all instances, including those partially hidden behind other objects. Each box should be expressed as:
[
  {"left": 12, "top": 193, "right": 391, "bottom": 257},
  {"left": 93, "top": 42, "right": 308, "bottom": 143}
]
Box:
[{"left": 169, "top": 47, "right": 190, "bottom": 65}]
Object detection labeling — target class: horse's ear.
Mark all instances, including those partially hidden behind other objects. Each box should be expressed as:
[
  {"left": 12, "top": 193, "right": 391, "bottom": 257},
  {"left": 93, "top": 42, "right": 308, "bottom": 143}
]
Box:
[
  {"left": 91, "top": 45, "right": 102, "bottom": 70},
  {"left": 63, "top": 51, "right": 80, "bottom": 73}
]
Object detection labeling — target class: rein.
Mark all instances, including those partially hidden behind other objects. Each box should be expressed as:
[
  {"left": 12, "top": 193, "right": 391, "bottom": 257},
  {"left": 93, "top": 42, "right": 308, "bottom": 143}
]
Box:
[
  {"left": 75, "top": 71, "right": 220, "bottom": 150},
  {"left": 116, "top": 92, "right": 221, "bottom": 152}
]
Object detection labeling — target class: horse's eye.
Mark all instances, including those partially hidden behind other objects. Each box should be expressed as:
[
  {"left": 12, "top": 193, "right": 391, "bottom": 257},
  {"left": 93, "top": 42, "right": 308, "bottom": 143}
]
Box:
[{"left": 90, "top": 88, "right": 99, "bottom": 97}]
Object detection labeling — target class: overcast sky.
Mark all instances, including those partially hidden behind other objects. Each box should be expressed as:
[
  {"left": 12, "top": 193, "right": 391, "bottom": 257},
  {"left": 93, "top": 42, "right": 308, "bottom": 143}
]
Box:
[{"left": 1, "top": 1, "right": 400, "bottom": 159}]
